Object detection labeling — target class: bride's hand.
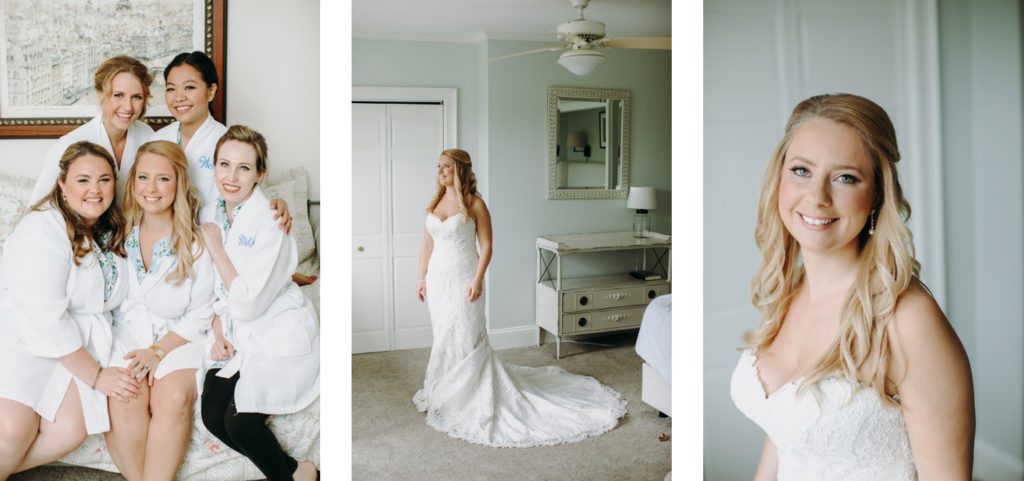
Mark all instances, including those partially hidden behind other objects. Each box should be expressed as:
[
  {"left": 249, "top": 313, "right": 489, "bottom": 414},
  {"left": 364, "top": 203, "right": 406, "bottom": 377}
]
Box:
[
  {"left": 467, "top": 279, "right": 482, "bottom": 302},
  {"left": 417, "top": 280, "right": 426, "bottom": 302}
]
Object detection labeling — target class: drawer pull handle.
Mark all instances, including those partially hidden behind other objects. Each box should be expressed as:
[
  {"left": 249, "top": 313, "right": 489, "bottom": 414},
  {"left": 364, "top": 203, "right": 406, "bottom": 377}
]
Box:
[
  {"left": 578, "top": 318, "right": 588, "bottom": 327},
  {"left": 648, "top": 290, "right": 656, "bottom": 299},
  {"left": 357, "top": 245, "right": 365, "bottom": 252},
  {"left": 605, "top": 314, "right": 631, "bottom": 322},
  {"left": 579, "top": 296, "right": 589, "bottom": 306},
  {"left": 605, "top": 293, "right": 633, "bottom": 301}
]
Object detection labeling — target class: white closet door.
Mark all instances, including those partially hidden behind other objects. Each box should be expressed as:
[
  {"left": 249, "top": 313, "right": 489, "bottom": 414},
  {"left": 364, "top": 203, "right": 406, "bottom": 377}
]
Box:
[
  {"left": 390, "top": 104, "right": 443, "bottom": 350},
  {"left": 352, "top": 102, "right": 443, "bottom": 354},
  {"left": 352, "top": 103, "right": 390, "bottom": 354}
]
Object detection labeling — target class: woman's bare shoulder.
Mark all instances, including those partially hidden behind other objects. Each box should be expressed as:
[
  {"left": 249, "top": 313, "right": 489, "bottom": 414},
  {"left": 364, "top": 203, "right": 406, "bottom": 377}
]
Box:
[{"left": 889, "top": 280, "right": 969, "bottom": 381}]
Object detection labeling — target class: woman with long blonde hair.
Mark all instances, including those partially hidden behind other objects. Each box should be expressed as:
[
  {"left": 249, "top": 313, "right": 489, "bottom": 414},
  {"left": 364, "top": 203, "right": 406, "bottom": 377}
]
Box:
[
  {"left": 730, "top": 94, "right": 974, "bottom": 480},
  {"left": 105, "top": 140, "right": 216, "bottom": 480},
  {"left": 413, "top": 148, "right": 627, "bottom": 448}
]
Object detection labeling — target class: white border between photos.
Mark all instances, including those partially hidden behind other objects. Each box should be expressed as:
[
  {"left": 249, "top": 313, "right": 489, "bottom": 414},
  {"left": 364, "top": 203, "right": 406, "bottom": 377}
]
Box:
[
  {"left": 321, "top": 0, "right": 352, "bottom": 477},
  {"left": 673, "top": 0, "right": 703, "bottom": 479}
]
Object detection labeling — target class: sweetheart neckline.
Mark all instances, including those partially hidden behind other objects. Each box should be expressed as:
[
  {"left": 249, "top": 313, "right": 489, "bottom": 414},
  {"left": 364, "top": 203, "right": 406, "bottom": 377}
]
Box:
[{"left": 428, "top": 211, "right": 473, "bottom": 224}]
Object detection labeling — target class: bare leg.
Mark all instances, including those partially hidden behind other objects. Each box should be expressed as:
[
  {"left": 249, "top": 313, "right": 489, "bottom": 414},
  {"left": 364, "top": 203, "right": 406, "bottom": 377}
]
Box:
[
  {"left": 105, "top": 380, "right": 151, "bottom": 481},
  {"left": 143, "top": 369, "right": 196, "bottom": 481},
  {"left": 0, "top": 398, "right": 40, "bottom": 478},
  {"left": 16, "top": 382, "right": 88, "bottom": 472}
]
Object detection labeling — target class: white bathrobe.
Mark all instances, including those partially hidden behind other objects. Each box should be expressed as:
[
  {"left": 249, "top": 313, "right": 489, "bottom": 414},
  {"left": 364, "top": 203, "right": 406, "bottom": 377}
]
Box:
[
  {"left": 200, "top": 186, "right": 319, "bottom": 414},
  {"left": 30, "top": 115, "right": 154, "bottom": 205},
  {"left": 110, "top": 230, "right": 215, "bottom": 384},
  {"left": 152, "top": 115, "right": 228, "bottom": 208},
  {"left": 0, "top": 207, "right": 127, "bottom": 434}
]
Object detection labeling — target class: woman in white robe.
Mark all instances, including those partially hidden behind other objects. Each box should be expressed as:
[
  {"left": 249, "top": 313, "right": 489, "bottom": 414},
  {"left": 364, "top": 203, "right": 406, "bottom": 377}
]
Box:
[
  {"left": 198, "top": 125, "right": 319, "bottom": 481},
  {"left": 151, "top": 52, "right": 303, "bottom": 251},
  {"left": 0, "top": 141, "right": 139, "bottom": 478},
  {"left": 105, "top": 141, "right": 216, "bottom": 480},
  {"left": 30, "top": 56, "right": 155, "bottom": 205}
]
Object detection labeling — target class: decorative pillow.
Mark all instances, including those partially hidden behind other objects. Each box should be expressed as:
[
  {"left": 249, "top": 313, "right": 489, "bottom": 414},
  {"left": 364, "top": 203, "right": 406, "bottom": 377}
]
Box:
[
  {"left": 0, "top": 174, "right": 36, "bottom": 255},
  {"left": 262, "top": 168, "right": 318, "bottom": 275}
]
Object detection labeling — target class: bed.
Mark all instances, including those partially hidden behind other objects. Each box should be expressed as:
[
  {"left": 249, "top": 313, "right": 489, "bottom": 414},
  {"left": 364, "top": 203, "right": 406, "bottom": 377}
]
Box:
[
  {"left": 636, "top": 294, "right": 671, "bottom": 417},
  {"left": 0, "top": 168, "right": 321, "bottom": 480}
]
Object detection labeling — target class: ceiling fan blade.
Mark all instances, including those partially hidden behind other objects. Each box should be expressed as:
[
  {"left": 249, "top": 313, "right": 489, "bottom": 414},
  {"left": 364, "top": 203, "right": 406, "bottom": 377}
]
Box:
[
  {"left": 599, "top": 37, "right": 671, "bottom": 50},
  {"left": 489, "top": 45, "right": 566, "bottom": 62}
]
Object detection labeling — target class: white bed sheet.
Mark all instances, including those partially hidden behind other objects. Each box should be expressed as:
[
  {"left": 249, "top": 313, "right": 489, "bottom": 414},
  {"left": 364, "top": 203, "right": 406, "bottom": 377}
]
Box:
[{"left": 636, "top": 294, "right": 671, "bottom": 382}]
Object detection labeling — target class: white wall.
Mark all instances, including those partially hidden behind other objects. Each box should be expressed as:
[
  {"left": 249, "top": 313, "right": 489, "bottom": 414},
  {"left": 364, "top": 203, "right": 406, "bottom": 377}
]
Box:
[{"left": 0, "top": 1, "right": 321, "bottom": 206}]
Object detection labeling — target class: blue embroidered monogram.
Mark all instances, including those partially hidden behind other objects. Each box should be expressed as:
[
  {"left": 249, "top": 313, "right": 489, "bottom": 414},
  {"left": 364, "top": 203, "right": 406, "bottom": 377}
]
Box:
[
  {"left": 238, "top": 234, "right": 256, "bottom": 247},
  {"left": 199, "top": 155, "right": 213, "bottom": 169}
]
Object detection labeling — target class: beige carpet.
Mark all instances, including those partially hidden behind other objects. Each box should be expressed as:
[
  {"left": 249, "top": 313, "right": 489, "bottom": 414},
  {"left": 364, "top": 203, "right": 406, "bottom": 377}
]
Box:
[{"left": 352, "top": 333, "right": 672, "bottom": 481}]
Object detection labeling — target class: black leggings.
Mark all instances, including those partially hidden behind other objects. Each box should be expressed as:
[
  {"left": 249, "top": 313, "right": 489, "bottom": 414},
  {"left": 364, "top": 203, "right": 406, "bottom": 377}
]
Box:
[{"left": 201, "top": 369, "right": 298, "bottom": 481}]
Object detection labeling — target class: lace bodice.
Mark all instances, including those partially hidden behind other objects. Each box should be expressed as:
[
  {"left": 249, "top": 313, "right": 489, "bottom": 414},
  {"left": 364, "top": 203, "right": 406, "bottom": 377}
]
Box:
[{"left": 731, "top": 350, "right": 917, "bottom": 481}]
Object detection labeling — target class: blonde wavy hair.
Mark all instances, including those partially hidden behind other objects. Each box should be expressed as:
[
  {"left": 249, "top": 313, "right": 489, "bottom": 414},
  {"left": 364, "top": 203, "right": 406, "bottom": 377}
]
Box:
[
  {"left": 94, "top": 55, "right": 153, "bottom": 118},
  {"left": 425, "top": 148, "right": 479, "bottom": 220},
  {"left": 748, "top": 93, "right": 920, "bottom": 405},
  {"left": 123, "top": 141, "right": 204, "bottom": 286}
]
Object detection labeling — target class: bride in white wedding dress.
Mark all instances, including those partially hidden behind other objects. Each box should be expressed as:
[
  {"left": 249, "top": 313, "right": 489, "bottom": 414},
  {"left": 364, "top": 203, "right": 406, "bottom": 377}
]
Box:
[
  {"left": 731, "top": 94, "right": 973, "bottom": 480},
  {"left": 413, "top": 148, "right": 626, "bottom": 448}
]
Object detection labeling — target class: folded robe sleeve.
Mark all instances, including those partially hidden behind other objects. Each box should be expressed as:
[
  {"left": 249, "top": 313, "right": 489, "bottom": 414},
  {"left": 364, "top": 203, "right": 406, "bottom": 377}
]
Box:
[{"left": 2, "top": 212, "right": 82, "bottom": 358}]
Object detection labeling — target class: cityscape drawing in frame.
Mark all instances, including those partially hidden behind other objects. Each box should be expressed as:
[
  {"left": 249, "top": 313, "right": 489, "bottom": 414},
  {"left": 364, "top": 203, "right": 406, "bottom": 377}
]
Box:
[{"left": 0, "top": 0, "right": 225, "bottom": 137}]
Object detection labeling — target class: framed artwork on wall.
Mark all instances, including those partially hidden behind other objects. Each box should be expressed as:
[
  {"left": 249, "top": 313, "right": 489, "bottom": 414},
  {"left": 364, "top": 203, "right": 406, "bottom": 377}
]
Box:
[{"left": 0, "top": 0, "right": 226, "bottom": 138}]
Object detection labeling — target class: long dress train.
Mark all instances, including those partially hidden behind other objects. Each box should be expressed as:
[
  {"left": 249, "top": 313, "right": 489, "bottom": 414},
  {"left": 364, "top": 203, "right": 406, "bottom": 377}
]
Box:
[{"left": 413, "top": 212, "right": 627, "bottom": 448}]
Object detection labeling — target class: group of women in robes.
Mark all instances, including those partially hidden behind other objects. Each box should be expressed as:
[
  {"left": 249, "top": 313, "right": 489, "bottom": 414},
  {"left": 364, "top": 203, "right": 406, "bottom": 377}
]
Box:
[{"left": 0, "top": 53, "right": 320, "bottom": 481}]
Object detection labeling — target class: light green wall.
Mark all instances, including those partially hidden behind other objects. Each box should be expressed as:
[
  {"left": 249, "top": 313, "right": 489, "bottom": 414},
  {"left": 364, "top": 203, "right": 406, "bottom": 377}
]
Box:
[
  {"left": 352, "top": 39, "right": 481, "bottom": 170},
  {"left": 486, "top": 39, "right": 671, "bottom": 331},
  {"left": 939, "top": 0, "right": 1024, "bottom": 463}
]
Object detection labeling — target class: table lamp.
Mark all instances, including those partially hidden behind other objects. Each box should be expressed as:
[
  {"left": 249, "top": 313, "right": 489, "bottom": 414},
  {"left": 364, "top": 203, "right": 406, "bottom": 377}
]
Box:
[{"left": 627, "top": 186, "right": 657, "bottom": 238}]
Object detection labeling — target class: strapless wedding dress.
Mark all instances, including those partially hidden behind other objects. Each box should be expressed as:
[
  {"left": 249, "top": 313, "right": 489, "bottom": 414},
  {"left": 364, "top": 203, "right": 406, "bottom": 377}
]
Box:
[
  {"left": 413, "top": 212, "right": 627, "bottom": 448},
  {"left": 731, "top": 349, "right": 917, "bottom": 480}
]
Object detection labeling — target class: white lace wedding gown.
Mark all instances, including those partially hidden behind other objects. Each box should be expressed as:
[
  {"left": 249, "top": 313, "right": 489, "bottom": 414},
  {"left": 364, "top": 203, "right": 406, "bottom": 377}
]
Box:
[
  {"left": 413, "top": 212, "right": 627, "bottom": 448},
  {"left": 731, "top": 349, "right": 917, "bottom": 480}
]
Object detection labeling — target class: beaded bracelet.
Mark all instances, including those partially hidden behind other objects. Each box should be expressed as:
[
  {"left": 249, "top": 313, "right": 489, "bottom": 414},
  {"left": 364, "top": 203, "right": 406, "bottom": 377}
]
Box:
[{"left": 91, "top": 367, "right": 104, "bottom": 390}]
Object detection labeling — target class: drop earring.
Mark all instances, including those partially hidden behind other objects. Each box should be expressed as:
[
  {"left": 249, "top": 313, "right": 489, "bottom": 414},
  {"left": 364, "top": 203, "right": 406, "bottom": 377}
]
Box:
[{"left": 868, "top": 210, "right": 876, "bottom": 236}]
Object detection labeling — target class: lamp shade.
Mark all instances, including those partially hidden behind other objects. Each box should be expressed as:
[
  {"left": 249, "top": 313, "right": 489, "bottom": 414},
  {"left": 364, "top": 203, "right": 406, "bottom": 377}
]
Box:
[
  {"left": 558, "top": 49, "right": 606, "bottom": 76},
  {"left": 566, "top": 131, "right": 587, "bottom": 148},
  {"left": 627, "top": 187, "right": 657, "bottom": 210}
]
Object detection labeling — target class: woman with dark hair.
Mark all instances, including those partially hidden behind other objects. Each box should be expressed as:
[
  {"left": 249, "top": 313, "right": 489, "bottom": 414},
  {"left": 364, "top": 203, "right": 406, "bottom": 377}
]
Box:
[
  {"left": 30, "top": 56, "right": 155, "bottom": 204},
  {"left": 152, "top": 52, "right": 297, "bottom": 237},
  {"left": 0, "top": 141, "right": 139, "bottom": 477},
  {"left": 731, "top": 94, "right": 973, "bottom": 480}
]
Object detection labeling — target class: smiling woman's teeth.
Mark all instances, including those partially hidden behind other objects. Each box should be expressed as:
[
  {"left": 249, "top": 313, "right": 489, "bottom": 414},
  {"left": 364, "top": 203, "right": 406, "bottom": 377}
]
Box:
[{"left": 802, "top": 214, "right": 835, "bottom": 226}]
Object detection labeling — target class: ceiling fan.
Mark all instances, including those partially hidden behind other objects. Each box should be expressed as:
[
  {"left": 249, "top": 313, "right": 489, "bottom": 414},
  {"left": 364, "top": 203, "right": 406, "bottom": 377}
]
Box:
[{"left": 489, "top": 0, "right": 670, "bottom": 76}]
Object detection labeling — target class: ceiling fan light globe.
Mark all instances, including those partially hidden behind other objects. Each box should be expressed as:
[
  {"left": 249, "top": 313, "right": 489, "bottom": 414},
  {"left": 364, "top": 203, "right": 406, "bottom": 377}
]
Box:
[{"left": 558, "top": 49, "right": 606, "bottom": 75}]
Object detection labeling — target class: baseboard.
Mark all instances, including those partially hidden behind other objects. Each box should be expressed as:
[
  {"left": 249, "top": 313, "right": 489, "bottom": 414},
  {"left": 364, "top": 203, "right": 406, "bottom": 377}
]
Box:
[
  {"left": 488, "top": 325, "right": 538, "bottom": 350},
  {"left": 975, "top": 437, "right": 1024, "bottom": 481}
]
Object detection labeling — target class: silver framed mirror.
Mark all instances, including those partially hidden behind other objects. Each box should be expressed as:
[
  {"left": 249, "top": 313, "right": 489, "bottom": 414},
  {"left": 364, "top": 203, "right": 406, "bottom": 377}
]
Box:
[{"left": 547, "top": 86, "right": 631, "bottom": 199}]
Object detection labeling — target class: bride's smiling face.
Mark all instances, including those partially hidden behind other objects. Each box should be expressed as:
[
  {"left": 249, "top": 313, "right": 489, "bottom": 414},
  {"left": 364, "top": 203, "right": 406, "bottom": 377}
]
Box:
[{"left": 437, "top": 155, "right": 456, "bottom": 186}]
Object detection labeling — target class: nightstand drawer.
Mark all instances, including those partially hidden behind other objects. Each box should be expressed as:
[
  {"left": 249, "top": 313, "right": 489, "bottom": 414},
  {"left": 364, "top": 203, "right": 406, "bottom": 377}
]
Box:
[
  {"left": 564, "top": 286, "right": 646, "bottom": 312},
  {"left": 642, "top": 284, "right": 671, "bottom": 302},
  {"left": 561, "top": 307, "right": 645, "bottom": 333}
]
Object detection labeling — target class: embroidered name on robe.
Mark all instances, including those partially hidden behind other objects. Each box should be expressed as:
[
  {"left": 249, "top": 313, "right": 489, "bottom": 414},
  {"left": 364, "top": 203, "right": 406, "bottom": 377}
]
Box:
[
  {"left": 200, "top": 155, "right": 213, "bottom": 169},
  {"left": 238, "top": 234, "right": 256, "bottom": 247}
]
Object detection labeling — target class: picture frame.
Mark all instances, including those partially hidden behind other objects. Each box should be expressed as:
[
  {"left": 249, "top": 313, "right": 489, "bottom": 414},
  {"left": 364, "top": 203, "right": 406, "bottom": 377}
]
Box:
[
  {"left": 599, "top": 110, "right": 607, "bottom": 148},
  {"left": 0, "top": 0, "right": 226, "bottom": 138}
]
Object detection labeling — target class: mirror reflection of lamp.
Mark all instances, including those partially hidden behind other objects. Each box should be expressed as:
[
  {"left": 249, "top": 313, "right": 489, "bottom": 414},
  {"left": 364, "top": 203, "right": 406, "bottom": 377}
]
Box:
[
  {"left": 627, "top": 186, "right": 657, "bottom": 238},
  {"left": 567, "top": 131, "right": 591, "bottom": 160}
]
